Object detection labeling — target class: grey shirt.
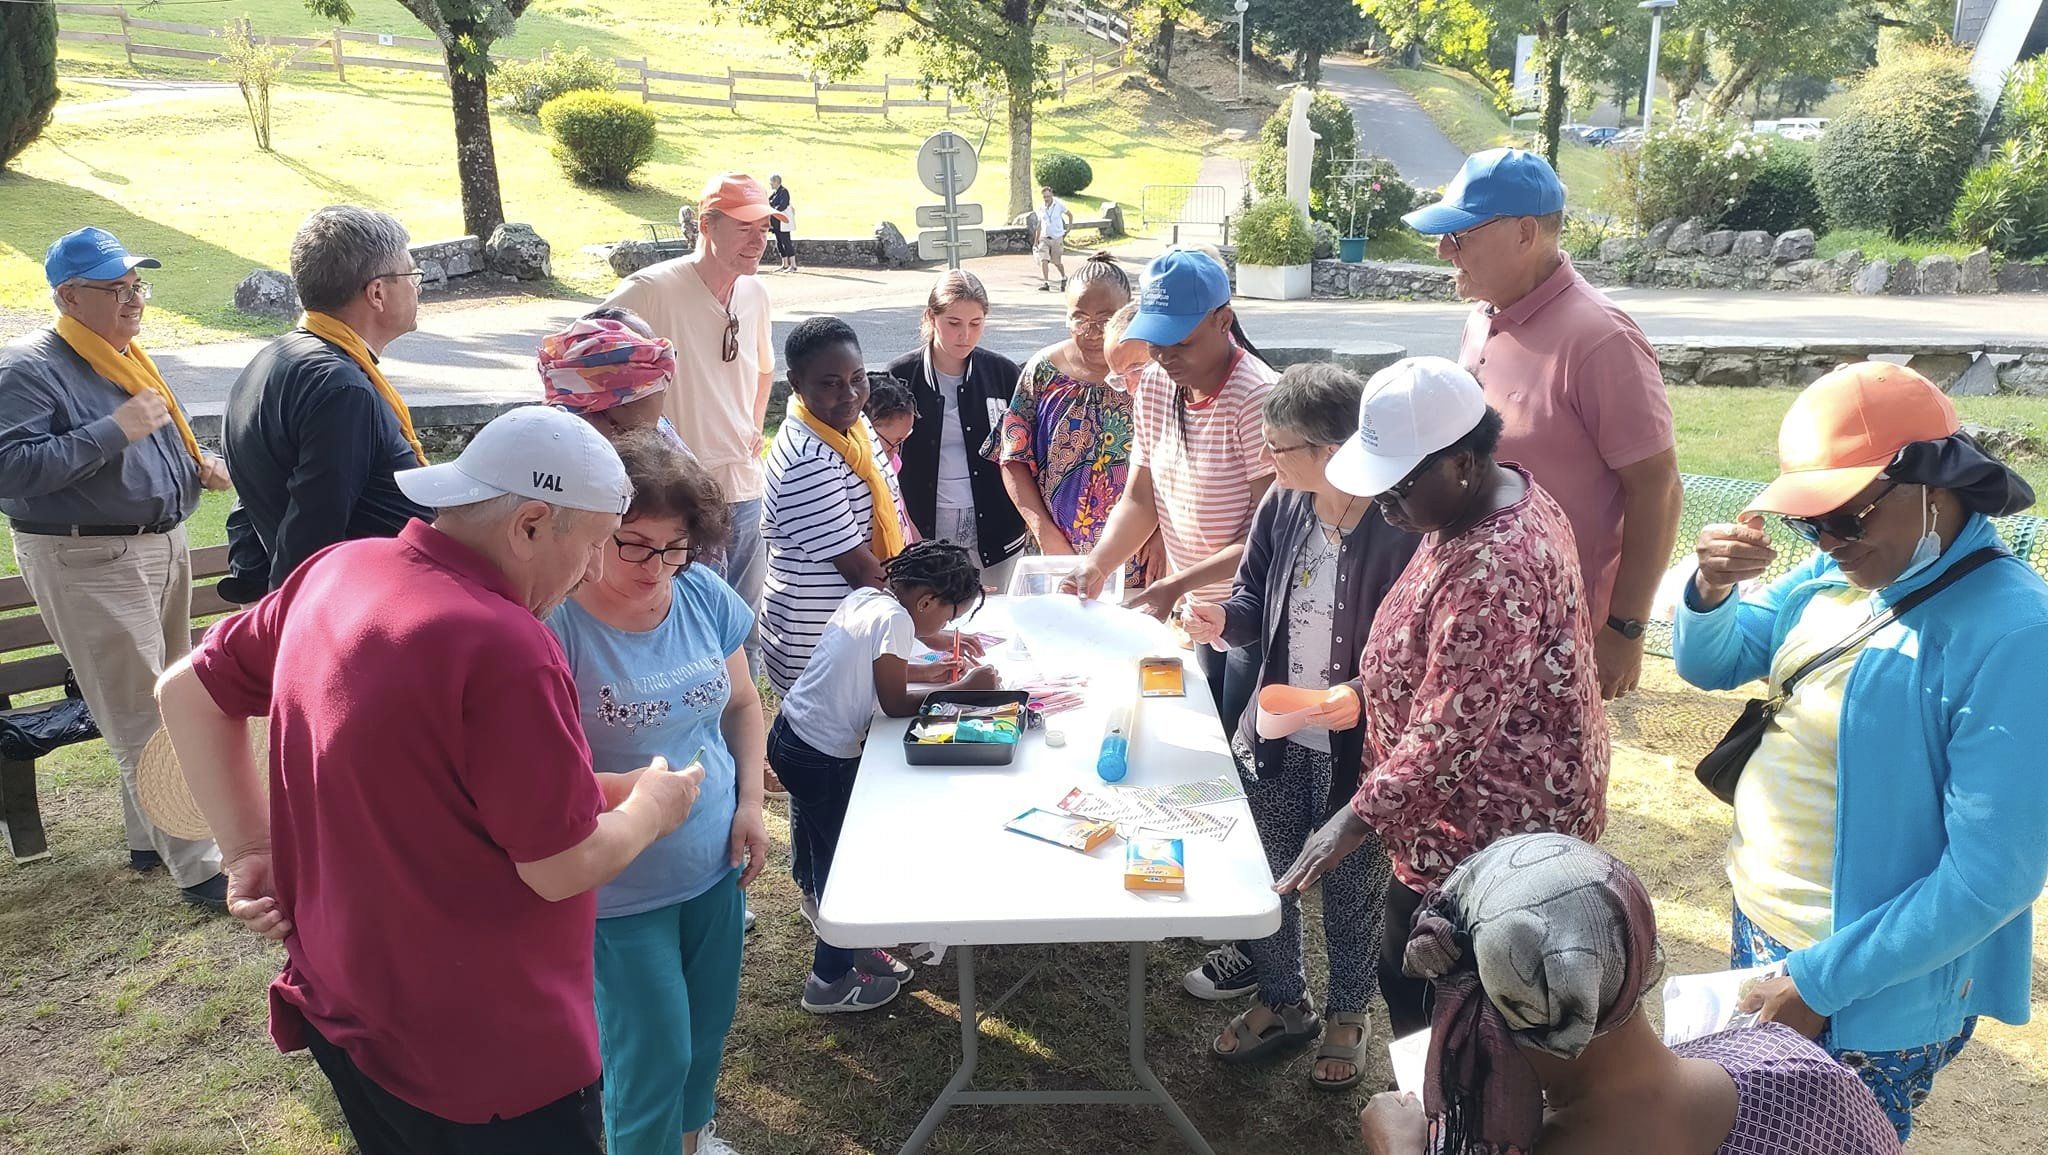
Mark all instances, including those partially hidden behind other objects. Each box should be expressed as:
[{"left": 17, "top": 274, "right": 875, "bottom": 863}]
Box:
[{"left": 0, "top": 327, "right": 199, "bottom": 529}]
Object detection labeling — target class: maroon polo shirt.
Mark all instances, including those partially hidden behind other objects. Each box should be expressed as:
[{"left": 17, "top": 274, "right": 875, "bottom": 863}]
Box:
[{"left": 192, "top": 519, "right": 605, "bottom": 1124}]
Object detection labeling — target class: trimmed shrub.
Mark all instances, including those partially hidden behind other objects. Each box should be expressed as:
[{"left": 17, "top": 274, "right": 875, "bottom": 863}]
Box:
[
  {"left": 1614, "top": 105, "right": 1766, "bottom": 230},
  {"left": 1816, "top": 44, "right": 1982, "bottom": 239},
  {"left": 1, "top": 0, "right": 59, "bottom": 170},
  {"left": 1951, "top": 140, "right": 2048, "bottom": 259},
  {"left": 540, "top": 91, "right": 658, "bottom": 188},
  {"left": 1250, "top": 91, "right": 1359, "bottom": 220},
  {"left": 1723, "top": 140, "right": 1825, "bottom": 235},
  {"left": 1235, "top": 195, "right": 1316, "bottom": 266},
  {"left": 496, "top": 45, "right": 619, "bottom": 116},
  {"left": 1034, "top": 151, "right": 1092, "bottom": 196},
  {"left": 1325, "top": 155, "right": 1418, "bottom": 238}
]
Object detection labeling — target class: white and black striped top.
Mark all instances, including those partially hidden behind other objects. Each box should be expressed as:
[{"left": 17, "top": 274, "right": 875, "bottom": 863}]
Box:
[{"left": 761, "top": 415, "right": 903, "bottom": 693}]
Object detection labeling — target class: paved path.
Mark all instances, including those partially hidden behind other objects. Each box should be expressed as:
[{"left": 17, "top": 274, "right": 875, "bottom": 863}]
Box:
[
  {"left": 1317, "top": 56, "right": 1469, "bottom": 189},
  {"left": 153, "top": 251, "right": 2048, "bottom": 416}
]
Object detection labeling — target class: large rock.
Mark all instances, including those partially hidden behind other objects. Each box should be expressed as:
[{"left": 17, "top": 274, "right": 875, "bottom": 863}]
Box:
[
  {"left": 874, "top": 220, "right": 916, "bottom": 267},
  {"left": 233, "top": 268, "right": 298, "bottom": 319},
  {"left": 1771, "top": 229, "right": 1817, "bottom": 264},
  {"left": 1917, "top": 254, "right": 1960, "bottom": 295},
  {"left": 1998, "top": 261, "right": 2048, "bottom": 293},
  {"left": 1732, "top": 230, "right": 1774, "bottom": 260},
  {"left": 1666, "top": 219, "right": 1706, "bottom": 255},
  {"left": 1100, "top": 201, "right": 1126, "bottom": 238},
  {"left": 484, "top": 223, "right": 552, "bottom": 280},
  {"left": 1769, "top": 259, "right": 1825, "bottom": 290},
  {"left": 1645, "top": 219, "right": 1680, "bottom": 250},
  {"left": 1888, "top": 257, "right": 1919, "bottom": 295},
  {"left": 1851, "top": 260, "right": 1891, "bottom": 295},
  {"left": 609, "top": 239, "right": 664, "bottom": 277},
  {"left": 674, "top": 204, "right": 700, "bottom": 248},
  {"left": 1961, "top": 248, "right": 1994, "bottom": 294},
  {"left": 1947, "top": 353, "right": 2009, "bottom": 397},
  {"left": 1703, "top": 229, "right": 1737, "bottom": 257},
  {"left": 1698, "top": 354, "right": 1759, "bottom": 388},
  {"left": 1597, "top": 236, "right": 1641, "bottom": 262},
  {"left": 1905, "top": 351, "right": 1974, "bottom": 390},
  {"left": 2001, "top": 355, "right": 2048, "bottom": 396}
]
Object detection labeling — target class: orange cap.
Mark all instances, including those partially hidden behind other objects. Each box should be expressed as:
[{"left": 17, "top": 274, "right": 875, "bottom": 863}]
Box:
[
  {"left": 1745, "top": 362, "right": 1959, "bottom": 518},
  {"left": 698, "top": 172, "right": 787, "bottom": 223}
]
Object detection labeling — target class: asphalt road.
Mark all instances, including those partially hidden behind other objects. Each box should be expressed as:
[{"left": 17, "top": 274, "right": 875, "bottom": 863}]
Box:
[{"left": 1316, "top": 57, "right": 1469, "bottom": 190}]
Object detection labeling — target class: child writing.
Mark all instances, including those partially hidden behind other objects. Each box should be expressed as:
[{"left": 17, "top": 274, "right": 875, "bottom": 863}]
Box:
[{"left": 766, "top": 539, "right": 999, "bottom": 1014}]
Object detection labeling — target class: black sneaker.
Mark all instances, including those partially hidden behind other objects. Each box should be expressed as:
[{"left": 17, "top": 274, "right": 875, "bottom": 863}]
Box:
[
  {"left": 129, "top": 849, "right": 163, "bottom": 873},
  {"left": 1182, "top": 942, "right": 1259, "bottom": 1000},
  {"left": 180, "top": 873, "right": 229, "bottom": 911}
]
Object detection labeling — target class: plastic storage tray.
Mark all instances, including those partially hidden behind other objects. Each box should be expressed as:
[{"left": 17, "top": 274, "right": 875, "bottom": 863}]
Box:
[{"left": 903, "top": 690, "right": 1033, "bottom": 766}]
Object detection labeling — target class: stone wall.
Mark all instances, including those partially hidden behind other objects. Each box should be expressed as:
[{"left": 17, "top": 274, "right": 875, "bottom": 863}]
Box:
[
  {"left": 1650, "top": 338, "right": 2048, "bottom": 394},
  {"left": 410, "top": 236, "right": 485, "bottom": 286},
  {"left": 610, "top": 207, "right": 1124, "bottom": 275},
  {"left": 1310, "top": 260, "right": 1458, "bottom": 301}
]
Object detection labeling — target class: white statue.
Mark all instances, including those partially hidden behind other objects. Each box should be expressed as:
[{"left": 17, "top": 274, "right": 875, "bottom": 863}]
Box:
[{"left": 1284, "top": 86, "right": 1319, "bottom": 219}]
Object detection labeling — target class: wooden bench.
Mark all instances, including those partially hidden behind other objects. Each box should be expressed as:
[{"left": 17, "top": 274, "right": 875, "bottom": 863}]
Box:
[{"left": 0, "top": 543, "right": 236, "bottom": 862}]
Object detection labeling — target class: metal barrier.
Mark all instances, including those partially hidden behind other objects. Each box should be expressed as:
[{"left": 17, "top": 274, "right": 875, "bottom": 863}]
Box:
[{"left": 1140, "top": 185, "right": 1231, "bottom": 244}]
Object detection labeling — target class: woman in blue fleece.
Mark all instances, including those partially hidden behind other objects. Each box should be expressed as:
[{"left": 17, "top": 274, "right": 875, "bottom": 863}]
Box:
[{"left": 1675, "top": 361, "right": 2048, "bottom": 1141}]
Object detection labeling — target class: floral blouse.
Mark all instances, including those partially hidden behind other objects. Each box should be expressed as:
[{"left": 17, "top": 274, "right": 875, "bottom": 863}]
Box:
[
  {"left": 1353, "top": 467, "right": 1609, "bottom": 889},
  {"left": 987, "top": 353, "right": 1134, "bottom": 554}
]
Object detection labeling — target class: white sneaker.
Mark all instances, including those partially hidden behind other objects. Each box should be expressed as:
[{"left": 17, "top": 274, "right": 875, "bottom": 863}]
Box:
[{"left": 695, "top": 1119, "right": 741, "bottom": 1155}]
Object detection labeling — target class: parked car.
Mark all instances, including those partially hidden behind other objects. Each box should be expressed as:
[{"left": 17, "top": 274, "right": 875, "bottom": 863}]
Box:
[
  {"left": 1604, "top": 127, "right": 1645, "bottom": 148},
  {"left": 1774, "top": 118, "right": 1829, "bottom": 141},
  {"left": 1581, "top": 127, "right": 1621, "bottom": 147}
]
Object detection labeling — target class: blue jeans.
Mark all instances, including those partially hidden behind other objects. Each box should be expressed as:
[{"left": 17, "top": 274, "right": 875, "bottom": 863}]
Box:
[
  {"left": 709, "top": 499, "right": 765, "bottom": 671},
  {"left": 593, "top": 873, "right": 745, "bottom": 1153},
  {"left": 767, "top": 715, "right": 861, "bottom": 980},
  {"left": 1732, "top": 904, "right": 1975, "bottom": 1143}
]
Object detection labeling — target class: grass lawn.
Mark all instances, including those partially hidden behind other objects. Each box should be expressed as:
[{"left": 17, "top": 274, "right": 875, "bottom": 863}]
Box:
[
  {"left": 1813, "top": 228, "right": 1982, "bottom": 263},
  {"left": 1373, "top": 61, "right": 1611, "bottom": 210}
]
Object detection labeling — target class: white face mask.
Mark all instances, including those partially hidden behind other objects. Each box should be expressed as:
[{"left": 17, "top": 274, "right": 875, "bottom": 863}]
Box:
[{"left": 1895, "top": 485, "right": 1943, "bottom": 585}]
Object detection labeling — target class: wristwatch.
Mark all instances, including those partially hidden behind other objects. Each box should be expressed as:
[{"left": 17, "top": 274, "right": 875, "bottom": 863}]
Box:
[{"left": 1606, "top": 615, "right": 1646, "bottom": 640}]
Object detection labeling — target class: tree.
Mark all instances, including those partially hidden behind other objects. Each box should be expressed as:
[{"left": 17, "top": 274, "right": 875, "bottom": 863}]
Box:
[
  {"left": 1, "top": 0, "right": 59, "bottom": 171},
  {"left": 1687, "top": 0, "right": 1882, "bottom": 115},
  {"left": 1110, "top": 1, "right": 1192, "bottom": 82},
  {"left": 720, "top": 0, "right": 1054, "bottom": 219},
  {"left": 219, "top": 20, "right": 297, "bottom": 152},
  {"left": 1360, "top": 0, "right": 1493, "bottom": 75},
  {"left": 1261, "top": 0, "right": 1365, "bottom": 83},
  {"left": 305, "top": 0, "right": 532, "bottom": 239}
]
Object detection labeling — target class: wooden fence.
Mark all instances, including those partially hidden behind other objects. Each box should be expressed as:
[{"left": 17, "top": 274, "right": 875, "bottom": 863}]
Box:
[
  {"left": 54, "top": 6, "right": 1133, "bottom": 114},
  {"left": 1049, "top": 1, "right": 1132, "bottom": 46}
]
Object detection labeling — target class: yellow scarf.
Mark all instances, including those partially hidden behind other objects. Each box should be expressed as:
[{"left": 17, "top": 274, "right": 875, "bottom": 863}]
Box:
[
  {"left": 53, "top": 315, "right": 203, "bottom": 467},
  {"left": 790, "top": 396, "right": 905, "bottom": 562},
  {"left": 299, "top": 311, "right": 428, "bottom": 466}
]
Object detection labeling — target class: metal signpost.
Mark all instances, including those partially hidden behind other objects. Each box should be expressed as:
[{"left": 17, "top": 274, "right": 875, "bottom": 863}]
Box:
[{"left": 914, "top": 131, "right": 987, "bottom": 268}]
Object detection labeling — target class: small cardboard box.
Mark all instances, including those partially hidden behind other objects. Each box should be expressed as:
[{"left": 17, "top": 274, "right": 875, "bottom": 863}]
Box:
[
  {"left": 1124, "top": 837, "right": 1186, "bottom": 891},
  {"left": 1005, "top": 807, "right": 1116, "bottom": 853}
]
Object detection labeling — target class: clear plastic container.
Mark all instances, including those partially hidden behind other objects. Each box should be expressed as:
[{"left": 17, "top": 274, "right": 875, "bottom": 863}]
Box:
[{"left": 1005, "top": 554, "right": 1124, "bottom": 602}]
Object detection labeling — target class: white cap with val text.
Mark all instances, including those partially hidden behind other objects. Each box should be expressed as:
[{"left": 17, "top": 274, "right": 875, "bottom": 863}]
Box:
[
  {"left": 396, "top": 405, "right": 632, "bottom": 515},
  {"left": 1325, "top": 356, "right": 1488, "bottom": 498}
]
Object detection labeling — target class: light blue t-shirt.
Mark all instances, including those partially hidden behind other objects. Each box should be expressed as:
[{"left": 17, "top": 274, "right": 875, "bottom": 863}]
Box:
[{"left": 548, "top": 565, "right": 754, "bottom": 918}]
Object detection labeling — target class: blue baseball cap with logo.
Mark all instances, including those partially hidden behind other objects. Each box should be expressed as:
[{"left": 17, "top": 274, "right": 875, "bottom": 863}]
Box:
[
  {"left": 1124, "top": 247, "right": 1233, "bottom": 347},
  {"left": 1402, "top": 148, "right": 1566, "bottom": 236},
  {"left": 45, "top": 226, "right": 161, "bottom": 288}
]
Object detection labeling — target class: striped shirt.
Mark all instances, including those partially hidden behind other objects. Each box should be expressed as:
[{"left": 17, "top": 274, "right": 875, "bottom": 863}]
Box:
[
  {"left": 1129, "top": 351, "right": 1277, "bottom": 603},
  {"left": 761, "top": 416, "right": 901, "bottom": 693}
]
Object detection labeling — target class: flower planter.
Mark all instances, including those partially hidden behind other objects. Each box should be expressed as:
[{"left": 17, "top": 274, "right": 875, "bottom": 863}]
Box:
[
  {"left": 1338, "top": 237, "right": 1367, "bottom": 263},
  {"left": 1236, "top": 262, "right": 1312, "bottom": 301}
]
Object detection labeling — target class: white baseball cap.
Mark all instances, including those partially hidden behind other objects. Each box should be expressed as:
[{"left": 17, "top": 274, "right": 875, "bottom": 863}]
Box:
[
  {"left": 1325, "top": 356, "right": 1488, "bottom": 498},
  {"left": 396, "top": 405, "right": 632, "bottom": 515}
]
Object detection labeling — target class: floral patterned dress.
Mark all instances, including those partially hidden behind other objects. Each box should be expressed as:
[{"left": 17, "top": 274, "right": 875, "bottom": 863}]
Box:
[
  {"left": 1353, "top": 467, "right": 1609, "bottom": 889},
  {"left": 987, "top": 352, "right": 1142, "bottom": 577}
]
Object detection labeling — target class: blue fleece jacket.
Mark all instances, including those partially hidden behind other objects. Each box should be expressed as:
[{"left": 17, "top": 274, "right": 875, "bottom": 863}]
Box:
[{"left": 1673, "top": 513, "right": 2048, "bottom": 1052}]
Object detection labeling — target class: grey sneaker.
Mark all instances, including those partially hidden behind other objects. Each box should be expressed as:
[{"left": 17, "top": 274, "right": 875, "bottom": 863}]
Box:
[
  {"left": 853, "top": 947, "right": 914, "bottom": 982},
  {"left": 1182, "top": 942, "right": 1259, "bottom": 1000},
  {"left": 801, "top": 969, "right": 903, "bottom": 1015}
]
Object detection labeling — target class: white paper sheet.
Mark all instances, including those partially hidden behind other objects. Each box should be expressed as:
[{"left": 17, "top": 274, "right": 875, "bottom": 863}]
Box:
[
  {"left": 1389, "top": 1028, "right": 1432, "bottom": 1096},
  {"left": 1660, "top": 963, "right": 1783, "bottom": 1046}
]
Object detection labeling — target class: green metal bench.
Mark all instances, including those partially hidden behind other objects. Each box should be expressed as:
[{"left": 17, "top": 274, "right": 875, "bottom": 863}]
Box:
[{"left": 1646, "top": 474, "right": 2048, "bottom": 658}]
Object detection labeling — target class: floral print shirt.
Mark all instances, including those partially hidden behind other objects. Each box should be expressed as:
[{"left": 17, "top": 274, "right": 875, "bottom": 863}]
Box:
[
  {"left": 1354, "top": 468, "right": 1609, "bottom": 888},
  {"left": 987, "top": 353, "right": 1134, "bottom": 554}
]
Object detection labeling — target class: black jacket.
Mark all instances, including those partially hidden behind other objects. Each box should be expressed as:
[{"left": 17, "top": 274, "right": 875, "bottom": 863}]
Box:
[
  {"left": 886, "top": 347, "right": 1028, "bottom": 568},
  {"left": 222, "top": 330, "right": 432, "bottom": 596},
  {"left": 1219, "top": 487, "right": 1420, "bottom": 818}
]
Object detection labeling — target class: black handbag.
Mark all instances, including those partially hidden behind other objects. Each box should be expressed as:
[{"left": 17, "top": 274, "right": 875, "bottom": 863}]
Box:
[{"left": 1693, "top": 546, "right": 2007, "bottom": 804}]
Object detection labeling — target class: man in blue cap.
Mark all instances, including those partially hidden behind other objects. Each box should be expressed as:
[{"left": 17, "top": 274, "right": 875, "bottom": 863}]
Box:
[
  {"left": 0, "top": 227, "right": 232, "bottom": 906},
  {"left": 1404, "top": 148, "right": 1680, "bottom": 701}
]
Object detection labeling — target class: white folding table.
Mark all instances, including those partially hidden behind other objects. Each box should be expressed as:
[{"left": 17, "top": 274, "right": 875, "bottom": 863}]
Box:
[{"left": 815, "top": 597, "right": 1282, "bottom": 1155}]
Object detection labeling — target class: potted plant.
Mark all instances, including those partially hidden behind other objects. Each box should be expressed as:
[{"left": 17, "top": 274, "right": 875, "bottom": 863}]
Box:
[
  {"left": 1233, "top": 195, "right": 1315, "bottom": 300},
  {"left": 1334, "top": 178, "right": 1385, "bottom": 262}
]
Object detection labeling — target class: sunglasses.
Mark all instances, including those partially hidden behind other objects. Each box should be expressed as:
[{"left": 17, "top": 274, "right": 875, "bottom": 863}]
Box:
[
  {"left": 1781, "top": 480, "right": 1900, "bottom": 545},
  {"left": 720, "top": 310, "right": 739, "bottom": 363}
]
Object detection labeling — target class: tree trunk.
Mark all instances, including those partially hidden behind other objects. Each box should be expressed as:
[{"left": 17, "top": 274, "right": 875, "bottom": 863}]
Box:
[
  {"left": 1304, "top": 45, "right": 1323, "bottom": 84},
  {"left": 1006, "top": 63, "right": 1034, "bottom": 220},
  {"left": 444, "top": 46, "right": 507, "bottom": 240},
  {"left": 1708, "top": 55, "right": 1765, "bottom": 118},
  {"left": 1150, "top": 14, "right": 1175, "bottom": 81},
  {"left": 1540, "top": 7, "right": 1568, "bottom": 167},
  {"left": 1673, "top": 29, "right": 1706, "bottom": 102}
]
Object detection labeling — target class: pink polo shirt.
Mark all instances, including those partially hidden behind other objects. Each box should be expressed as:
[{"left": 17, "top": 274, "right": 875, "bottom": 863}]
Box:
[
  {"left": 1457, "top": 255, "right": 1672, "bottom": 625},
  {"left": 191, "top": 520, "right": 605, "bottom": 1124}
]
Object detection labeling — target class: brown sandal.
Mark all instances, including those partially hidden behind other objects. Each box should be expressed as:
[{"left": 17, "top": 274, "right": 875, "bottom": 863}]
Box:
[
  {"left": 1211, "top": 999, "right": 1321, "bottom": 1066},
  {"left": 1310, "top": 1011, "right": 1372, "bottom": 1090}
]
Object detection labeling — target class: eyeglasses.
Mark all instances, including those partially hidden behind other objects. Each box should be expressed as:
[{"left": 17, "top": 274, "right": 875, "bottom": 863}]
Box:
[
  {"left": 1382, "top": 453, "right": 1442, "bottom": 500},
  {"left": 721, "top": 310, "right": 739, "bottom": 363},
  {"left": 369, "top": 269, "right": 427, "bottom": 288},
  {"left": 613, "top": 536, "right": 691, "bottom": 566},
  {"left": 1781, "top": 481, "right": 1900, "bottom": 545},
  {"left": 1443, "top": 218, "right": 1504, "bottom": 252},
  {"left": 1265, "top": 440, "right": 1318, "bottom": 457},
  {"left": 875, "top": 429, "right": 908, "bottom": 456},
  {"left": 75, "top": 281, "right": 152, "bottom": 304}
]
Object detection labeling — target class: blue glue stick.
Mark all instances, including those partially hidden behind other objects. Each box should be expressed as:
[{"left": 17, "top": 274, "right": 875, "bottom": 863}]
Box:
[{"left": 1097, "top": 702, "right": 1133, "bottom": 783}]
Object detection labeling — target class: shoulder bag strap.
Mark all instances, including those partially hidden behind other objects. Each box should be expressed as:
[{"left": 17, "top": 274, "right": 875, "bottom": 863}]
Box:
[{"left": 1774, "top": 546, "right": 2009, "bottom": 699}]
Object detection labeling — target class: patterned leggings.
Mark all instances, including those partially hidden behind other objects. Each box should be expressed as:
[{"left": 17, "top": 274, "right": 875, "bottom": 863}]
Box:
[
  {"left": 1241, "top": 742, "right": 1390, "bottom": 1013},
  {"left": 1732, "top": 905, "right": 1976, "bottom": 1143}
]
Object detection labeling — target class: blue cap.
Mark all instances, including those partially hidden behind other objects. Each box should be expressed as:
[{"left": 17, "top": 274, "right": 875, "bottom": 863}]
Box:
[
  {"left": 1124, "top": 248, "right": 1233, "bottom": 347},
  {"left": 1402, "top": 148, "right": 1566, "bottom": 235},
  {"left": 44, "top": 227, "right": 161, "bottom": 288}
]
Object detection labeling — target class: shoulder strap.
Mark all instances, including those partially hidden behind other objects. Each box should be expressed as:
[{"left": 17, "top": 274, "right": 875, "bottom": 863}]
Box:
[{"left": 1778, "top": 547, "right": 2009, "bottom": 696}]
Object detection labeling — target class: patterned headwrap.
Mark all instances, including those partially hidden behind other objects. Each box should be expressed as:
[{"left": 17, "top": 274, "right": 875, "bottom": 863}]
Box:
[
  {"left": 1403, "top": 833, "right": 1664, "bottom": 1155},
  {"left": 538, "top": 317, "right": 676, "bottom": 414}
]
